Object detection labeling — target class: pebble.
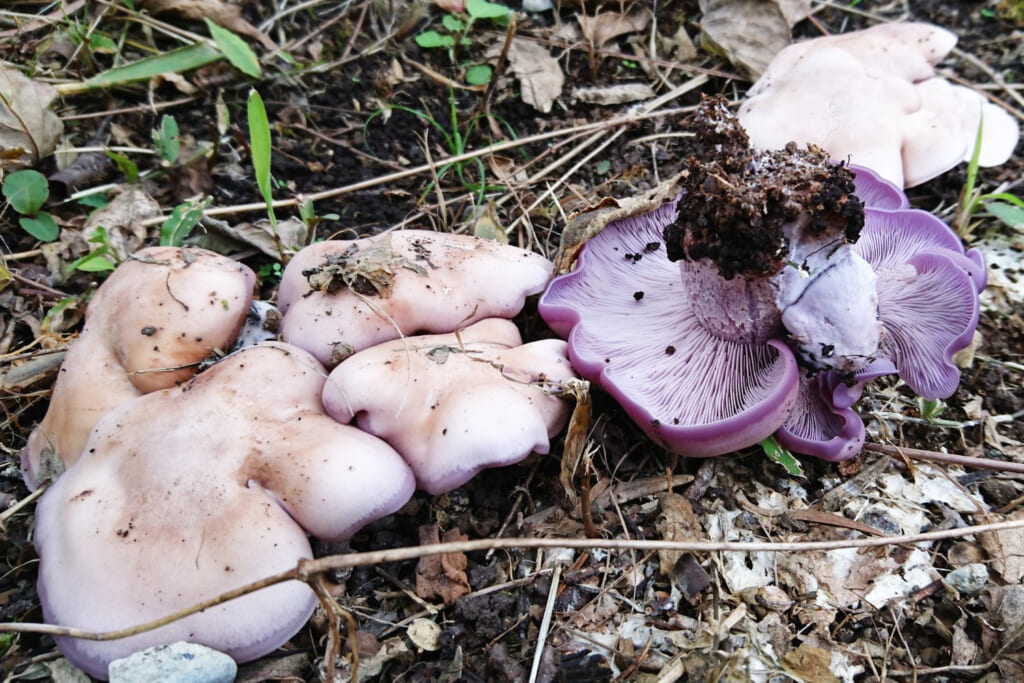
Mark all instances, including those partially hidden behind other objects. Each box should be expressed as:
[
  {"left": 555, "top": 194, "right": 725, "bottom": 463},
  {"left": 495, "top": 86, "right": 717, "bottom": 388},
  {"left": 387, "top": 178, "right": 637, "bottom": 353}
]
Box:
[
  {"left": 108, "top": 642, "right": 237, "bottom": 683},
  {"left": 945, "top": 563, "right": 989, "bottom": 595},
  {"left": 523, "top": 0, "right": 554, "bottom": 11}
]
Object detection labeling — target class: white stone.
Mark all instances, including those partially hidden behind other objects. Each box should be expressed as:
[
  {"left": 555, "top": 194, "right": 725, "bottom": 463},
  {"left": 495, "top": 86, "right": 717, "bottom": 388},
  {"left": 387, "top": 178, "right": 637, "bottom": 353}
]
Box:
[{"left": 108, "top": 642, "right": 237, "bottom": 683}]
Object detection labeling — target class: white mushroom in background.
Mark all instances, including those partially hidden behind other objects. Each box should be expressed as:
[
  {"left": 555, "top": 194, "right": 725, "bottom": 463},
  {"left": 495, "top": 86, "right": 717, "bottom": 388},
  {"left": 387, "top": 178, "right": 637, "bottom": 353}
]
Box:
[{"left": 738, "top": 22, "right": 1020, "bottom": 187}]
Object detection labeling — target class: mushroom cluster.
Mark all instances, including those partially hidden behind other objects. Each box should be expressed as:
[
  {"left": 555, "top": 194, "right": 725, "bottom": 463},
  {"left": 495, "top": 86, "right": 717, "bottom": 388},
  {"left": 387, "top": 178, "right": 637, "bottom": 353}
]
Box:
[
  {"left": 737, "top": 22, "right": 1020, "bottom": 187},
  {"left": 540, "top": 97, "right": 984, "bottom": 461},
  {"left": 25, "top": 235, "right": 574, "bottom": 677}
]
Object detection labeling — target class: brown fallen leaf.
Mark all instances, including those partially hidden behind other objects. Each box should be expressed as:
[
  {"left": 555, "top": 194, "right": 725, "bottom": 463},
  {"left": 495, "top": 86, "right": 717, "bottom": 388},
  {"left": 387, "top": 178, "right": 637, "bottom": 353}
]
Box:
[
  {"left": 699, "top": 0, "right": 802, "bottom": 79},
  {"left": 576, "top": 9, "right": 652, "bottom": 50},
  {"left": 782, "top": 643, "right": 839, "bottom": 683},
  {"left": 82, "top": 185, "right": 161, "bottom": 261},
  {"left": 574, "top": 83, "right": 655, "bottom": 105},
  {"left": 980, "top": 510, "right": 1024, "bottom": 583},
  {"left": 655, "top": 493, "right": 703, "bottom": 577},
  {"left": 0, "top": 66, "right": 64, "bottom": 171},
  {"left": 415, "top": 524, "right": 471, "bottom": 605},
  {"left": 138, "top": 0, "right": 276, "bottom": 51},
  {"left": 197, "top": 215, "right": 308, "bottom": 259},
  {"left": 488, "top": 39, "right": 564, "bottom": 114}
]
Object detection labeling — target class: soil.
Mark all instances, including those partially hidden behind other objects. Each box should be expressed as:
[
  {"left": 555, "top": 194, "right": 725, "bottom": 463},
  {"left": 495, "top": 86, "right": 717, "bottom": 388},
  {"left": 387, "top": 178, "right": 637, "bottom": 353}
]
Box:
[{"left": 2, "top": 0, "right": 1023, "bottom": 681}]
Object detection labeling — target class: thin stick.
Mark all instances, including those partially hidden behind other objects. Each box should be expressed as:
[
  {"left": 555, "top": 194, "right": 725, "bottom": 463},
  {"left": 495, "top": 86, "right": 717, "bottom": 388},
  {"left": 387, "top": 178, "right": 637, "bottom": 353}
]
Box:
[
  {"left": 863, "top": 442, "right": 1024, "bottom": 474},
  {"left": 528, "top": 561, "right": 562, "bottom": 683},
  {"left": 7, "top": 518, "right": 1024, "bottom": 642}
]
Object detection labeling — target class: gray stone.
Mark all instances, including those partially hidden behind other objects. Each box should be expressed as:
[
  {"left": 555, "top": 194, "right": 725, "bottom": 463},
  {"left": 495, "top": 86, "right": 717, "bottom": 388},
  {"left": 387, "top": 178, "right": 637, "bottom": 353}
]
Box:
[
  {"left": 946, "top": 563, "right": 989, "bottom": 595},
  {"left": 108, "top": 642, "right": 237, "bottom": 683}
]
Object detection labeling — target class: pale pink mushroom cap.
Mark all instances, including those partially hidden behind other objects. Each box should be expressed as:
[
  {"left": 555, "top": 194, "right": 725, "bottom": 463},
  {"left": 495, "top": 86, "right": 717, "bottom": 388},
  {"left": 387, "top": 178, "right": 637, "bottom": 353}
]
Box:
[
  {"left": 321, "top": 318, "right": 575, "bottom": 495},
  {"left": 738, "top": 22, "right": 1019, "bottom": 187},
  {"left": 21, "top": 247, "right": 256, "bottom": 490},
  {"left": 277, "top": 230, "right": 553, "bottom": 367},
  {"left": 34, "top": 342, "right": 415, "bottom": 679}
]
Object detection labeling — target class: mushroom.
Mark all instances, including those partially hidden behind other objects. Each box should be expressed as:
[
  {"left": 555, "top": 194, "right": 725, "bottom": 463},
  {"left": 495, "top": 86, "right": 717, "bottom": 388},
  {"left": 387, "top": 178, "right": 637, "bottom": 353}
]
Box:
[
  {"left": 540, "top": 98, "right": 983, "bottom": 460},
  {"left": 321, "top": 318, "right": 575, "bottom": 494},
  {"left": 277, "top": 230, "right": 553, "bottom": 367},
  {"left": 33, "top": 341, "right": 415, "bottom": 679},
  {"left": 21, "top": 247, "right": 256, "bottom": 490},
  {"left": 737, "top": 22, "right": 1020, "bottom": 187}
]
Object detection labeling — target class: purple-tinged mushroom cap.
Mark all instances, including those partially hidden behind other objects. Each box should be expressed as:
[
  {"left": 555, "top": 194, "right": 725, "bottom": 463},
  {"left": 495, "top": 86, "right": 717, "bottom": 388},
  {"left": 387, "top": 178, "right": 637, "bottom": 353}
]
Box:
[
  {"left": 777, "top": 371, "right": 866, "bottom": 462},
  {"left": 854, "top": 208, "right": 983, "bottom": 398},
  {"left": 542, "top": 97, "right": 984, "bottom": 462},
  {"left": 540, "top": 201, "right": 802, "bottom": 457},
  {"left": 851, "top": 164, "right": 909, "bottom": 210},
  {"left": 34, "top": 342, "right": 415, "bottom": 678}
]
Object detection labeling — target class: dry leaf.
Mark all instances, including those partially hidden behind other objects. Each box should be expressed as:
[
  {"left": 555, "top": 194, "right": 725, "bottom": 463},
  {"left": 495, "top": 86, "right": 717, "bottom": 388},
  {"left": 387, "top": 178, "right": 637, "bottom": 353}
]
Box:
[
  {"left": 415, "top": 524, "right": 471, "bottom": 605},
  {"left": 574, "top": 83, "right": 655, "bottom": 105},
  {"left": 782, "top": 643, "right": 839, "bottom": 683},
  {"left": 655, "top": 493, "right": 702, "bottom": 577},
  {"left": 84, "top": 185, "right": 161, "bottom": 261},
  {"left": 198, "top": 216, "right": 308, "bottom": 258},
  {"left": 981, "top": 511, "right": 1024, "bottom": 583},
  {"left": 576, "top": 9, "right": 652, "bottom": 50},
  {"left": 777, "top": 0, "right": 812, "bottom": 25},
  {"left": 699, "top": 0, "right": 793, "bottom": 79},
  {"left": 139, "top": 0, "right": 276, "bottom": 50},
  {"left": 0, "top": 66, "right": 63, "bottom": 171},
  {"left": 489, "top": 39, "right": 564, "bottom": 114}
]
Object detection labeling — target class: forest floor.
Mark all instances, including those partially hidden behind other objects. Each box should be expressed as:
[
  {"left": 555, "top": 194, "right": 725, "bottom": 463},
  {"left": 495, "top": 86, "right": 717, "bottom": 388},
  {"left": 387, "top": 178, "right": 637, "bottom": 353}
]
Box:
[{"left": 1, "top": 0, "right": 1024, "bottom": 681}]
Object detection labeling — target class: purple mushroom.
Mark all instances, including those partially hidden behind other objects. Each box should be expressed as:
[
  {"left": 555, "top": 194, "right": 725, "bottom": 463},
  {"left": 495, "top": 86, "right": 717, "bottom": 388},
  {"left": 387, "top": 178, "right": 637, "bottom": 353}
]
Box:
[{"left": 540, "top": 97, "right": 983, "bottom": 461}]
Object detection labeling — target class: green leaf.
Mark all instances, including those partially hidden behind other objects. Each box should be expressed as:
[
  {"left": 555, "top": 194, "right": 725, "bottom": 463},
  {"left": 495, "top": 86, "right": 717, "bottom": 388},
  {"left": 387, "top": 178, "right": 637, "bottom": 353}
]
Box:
[
  {"left": 3, "top": 169, "right": 49, "bottom": 215},
  {"left": 89, "top": 33, "right": 119, "bottom": 54},
  {"left": 247, "top": 89, "right": 274, "bottom": 211},
  {"left": 466, "top": 0, "right": 510, "bottom": 20},
  {"left": 20, "top": 212, "right": 59, "bottom": 242},
  {"left": 106, "top": 150, "right": 139, "bottom": 183},
  {"left": 465, "top": 64, "right": 492, "bottom": 85},
  {"left": 78, "top": 43, "right": 222, "bottom": 91},
  {"left": 415, "top": 31, "right": 456, "bottom": 49},
  {"left": 760, "top": 436, "right": 804, "bottom": 477},
  {"left": 73, "top": 253, "right": 117, "bottom": 272},
  {"left": 985, "top": 200, "right": 1024, "bottom": 228},
  {"left": 153, "top": 114, "right": 180, "bottom": 164},
  {"left": 205, "top": 19, "right": 261, "bottom": 78},
  {"left": 160, "top": 196, "right": 212, "bottom": 246},
  {"left": 443, "top": 14, "right": 466, "bottom": 32},
  {"left": 77, "top": 194, "right": 109, "bottom": 209}
]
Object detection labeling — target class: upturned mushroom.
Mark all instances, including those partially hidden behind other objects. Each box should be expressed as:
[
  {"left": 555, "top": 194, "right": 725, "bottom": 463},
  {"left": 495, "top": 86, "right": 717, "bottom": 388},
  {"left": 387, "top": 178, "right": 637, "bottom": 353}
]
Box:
[
  {"left": 277, "top": 230, "right": 554, "bottom": 367},
  {"left": 33, "top": 341, "right": 415, "bottom": 679},
  {"left": 21, "top": 247, "right": 256, "bottom": 490},
  {"left": 321, "top": 318, "right": 576, "bottom": 494},
  {"left": 540, "top": 97, "right": 983, "bottom": 460},
  {"left": 737, "top": 22, "right": 1020, "bottom": 187}
]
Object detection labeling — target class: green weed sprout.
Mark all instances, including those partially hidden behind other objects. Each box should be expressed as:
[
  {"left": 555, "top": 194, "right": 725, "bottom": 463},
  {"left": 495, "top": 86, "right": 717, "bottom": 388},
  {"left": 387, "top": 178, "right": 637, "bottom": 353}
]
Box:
[
  {"left": 954, "top": 112, "right": 1024, "bottom": 236},
  {"left": 416, "top": 0, "right": 511, "bottom": 86},
  {"left": 3, "top": 170, "right": 59, "bottom": 242}
]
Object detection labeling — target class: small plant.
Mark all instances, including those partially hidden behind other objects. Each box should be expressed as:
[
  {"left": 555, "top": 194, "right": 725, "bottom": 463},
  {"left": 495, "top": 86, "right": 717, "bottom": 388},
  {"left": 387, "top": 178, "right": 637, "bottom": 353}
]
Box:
[
  {"left": 760, "top": 436, "right": 804, "bottom": 477},
  {"left": 2, "top": 169, "right": 59, "bottom": 241},
  {"left": 247, "top": 89, "right": 286, "bottom": 262},
  {"left": 415, "top": 0, "right": 511, "bottom": 86},
  {"left": 160, "top": 196, "right": 213, "bottom": 247},
  {"left": 66, "top": 227, "right": 119, "bottom": 273},
  {"left": 257, "top": 261, "right": 283, "bottom": 285},
  {"left": 953, "top": 116, "right": 1024, "bottom": 236},
  {"left": 152, "top": 114, "right": 181, "bottom": 164}
]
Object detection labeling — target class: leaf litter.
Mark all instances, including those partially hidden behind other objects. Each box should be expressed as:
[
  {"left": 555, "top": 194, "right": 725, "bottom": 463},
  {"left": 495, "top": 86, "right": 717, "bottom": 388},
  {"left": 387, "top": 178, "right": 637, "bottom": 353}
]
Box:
[{"left": 1, "top": 0, "right": 1023, "bottom": 681}]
